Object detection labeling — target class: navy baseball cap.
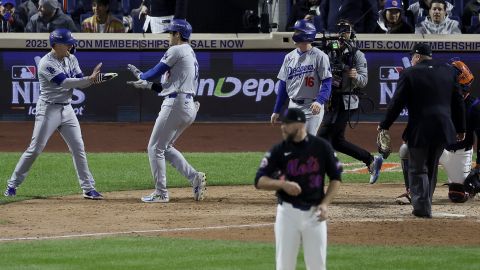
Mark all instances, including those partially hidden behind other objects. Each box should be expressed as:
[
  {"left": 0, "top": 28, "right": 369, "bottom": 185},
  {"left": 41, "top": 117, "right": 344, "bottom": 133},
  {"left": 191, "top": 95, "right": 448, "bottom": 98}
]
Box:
[
  {"left": 384, "top": 0, "right": 403, "bottom": 10},
  {"left": 282, "top": 108, "right": 306, "bottom": 124},
  {"left": 2, "top": 0, "right": 15, "bottom": 7},
  {"left": 411, "top": 43, "right": 432, "bottom": 57}
]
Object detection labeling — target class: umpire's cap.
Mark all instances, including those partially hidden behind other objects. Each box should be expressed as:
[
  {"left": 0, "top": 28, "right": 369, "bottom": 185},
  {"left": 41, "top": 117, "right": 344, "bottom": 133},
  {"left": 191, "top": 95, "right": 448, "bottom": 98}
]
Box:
[
  {"left": 411, "top": 43, "right": 432, "bottom": 57},
  {"left": 282, "top": 108, "right": 306, "bottom": 124},
  {"left": 164, "top": 19, "right": 192, "bottom": 40}
]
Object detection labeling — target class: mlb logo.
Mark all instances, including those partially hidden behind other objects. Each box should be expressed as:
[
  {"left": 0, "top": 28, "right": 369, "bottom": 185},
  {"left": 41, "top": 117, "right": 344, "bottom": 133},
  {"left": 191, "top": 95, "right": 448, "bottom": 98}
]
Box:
[
  {"left": 11, "top": 66, "right": 36, "bottom": 80},
  {"left": 379, "top": 66, "right": 403, "bottom": 80}
]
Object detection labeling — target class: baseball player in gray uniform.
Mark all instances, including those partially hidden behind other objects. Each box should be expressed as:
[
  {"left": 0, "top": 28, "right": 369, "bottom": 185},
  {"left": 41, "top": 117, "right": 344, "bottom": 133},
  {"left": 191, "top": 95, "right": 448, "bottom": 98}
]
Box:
[
  {"left": 4, "top": 28, "right": 109, "bottom": 199},
  {"left": 271, "top": 19, "right": 332, "bottom": 136},
  {"left": 127, "top": 19, "right": 206, "bottom": 203}
]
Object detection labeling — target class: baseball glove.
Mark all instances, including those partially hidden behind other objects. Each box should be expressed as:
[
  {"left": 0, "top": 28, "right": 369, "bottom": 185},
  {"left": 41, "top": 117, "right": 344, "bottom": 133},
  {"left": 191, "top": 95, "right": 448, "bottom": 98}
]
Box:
[
  {"left": 464, "top": 168, "right": 480, "bottom": 197},
  {"left": 93, "top": 73, "right": 118, "bottom": 84},
  {"left": 377, "top": 129, "right": 391, "bottom": 159}
]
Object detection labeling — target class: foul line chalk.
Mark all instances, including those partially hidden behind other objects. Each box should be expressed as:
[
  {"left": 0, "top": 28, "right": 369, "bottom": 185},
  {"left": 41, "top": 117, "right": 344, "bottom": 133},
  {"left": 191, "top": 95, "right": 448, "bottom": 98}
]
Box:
[
  {"left": 432, "top": 212, "right": 466, "bottom": 218},
  {"left": 0, "top": 223, "right": 274, "bottom": 242}
]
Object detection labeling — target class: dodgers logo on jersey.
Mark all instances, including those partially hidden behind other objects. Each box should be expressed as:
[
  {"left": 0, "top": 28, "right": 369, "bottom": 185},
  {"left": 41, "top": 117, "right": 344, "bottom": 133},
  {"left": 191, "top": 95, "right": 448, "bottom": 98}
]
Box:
[
  {"left": 287, "top": 65, "right": 314, "bottom": 80},
  {"left": 46, "top": 66, "right": 56, "bottom": 75}
]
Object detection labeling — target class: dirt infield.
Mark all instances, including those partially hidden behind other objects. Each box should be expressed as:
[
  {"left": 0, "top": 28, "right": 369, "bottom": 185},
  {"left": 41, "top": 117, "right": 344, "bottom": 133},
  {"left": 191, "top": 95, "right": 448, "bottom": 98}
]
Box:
[{"left": 1, "top": 122, "right": 479, "bottom": 246}]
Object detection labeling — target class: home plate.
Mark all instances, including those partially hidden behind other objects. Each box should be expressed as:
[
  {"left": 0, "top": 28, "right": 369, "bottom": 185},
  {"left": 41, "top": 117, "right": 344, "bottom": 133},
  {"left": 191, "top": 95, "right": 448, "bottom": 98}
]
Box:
[{"left": 432, "top": 212, "right": 466, "bottom": 218}]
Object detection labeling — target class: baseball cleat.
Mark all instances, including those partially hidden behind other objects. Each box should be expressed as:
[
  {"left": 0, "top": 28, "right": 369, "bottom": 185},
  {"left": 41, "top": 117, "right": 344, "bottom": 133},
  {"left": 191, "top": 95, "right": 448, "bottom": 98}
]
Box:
[
  {"left": 395, "top": 192, "right": 411, "bottom": 205},
  {"left": 192, "top": 172, "right": 207, "bottom": 201},
  {"left": 368, "top": 155, "right": 384, "bottom": 184},
  {"left": 141, "top": 192, "right": 169, "bottom": 203},
  {"left": 83, "top": 190, "right": 104, "bottom": 200},
  {"left": 4, "top": 186, "right": 16, "bottom": 197}
]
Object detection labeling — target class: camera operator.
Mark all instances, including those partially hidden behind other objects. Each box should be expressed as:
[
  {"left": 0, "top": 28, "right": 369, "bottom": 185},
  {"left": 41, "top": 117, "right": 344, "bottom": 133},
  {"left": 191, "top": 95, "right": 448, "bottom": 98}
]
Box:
[{"left": 318, "top": 20, "right": 384, "bottom": 184}]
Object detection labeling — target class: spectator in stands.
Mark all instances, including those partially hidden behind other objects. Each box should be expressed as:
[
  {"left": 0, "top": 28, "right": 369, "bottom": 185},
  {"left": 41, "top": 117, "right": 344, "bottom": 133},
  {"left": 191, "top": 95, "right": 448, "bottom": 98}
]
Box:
[
  {"left": 1, "top": 0, "right": 25, "bottom": 32},
  {"left": 26, "top": 0, "right": 78, "bottom": 32},
  {"left": 336, "top": 0, "right": 379, "bottom": 33},
  {"left": 462, "top": 0, "right": 480, "bottom": 32},
  {"left": 415, "top": 0, "right": 461, "bottom": 34},
  {"left": 16, "top": 0, "right": 39, "bottom": 27},
  {"left": 137, "top": 0, "right": 188, "bottom": 33},
  {"left": 285, "top": 0, "right": 321, "bottom": 31},
  {"left": 81, "top": 0, "right": 124, "bottom": 32},
  {"left": 375, "top": 0, "right": 414, "bottom": 33},
  {"left": 406, "top": 0, "right": 453, "bottom": 26},
  {"left": 319, "top": 0, "right": 341, "bottom": 32}
]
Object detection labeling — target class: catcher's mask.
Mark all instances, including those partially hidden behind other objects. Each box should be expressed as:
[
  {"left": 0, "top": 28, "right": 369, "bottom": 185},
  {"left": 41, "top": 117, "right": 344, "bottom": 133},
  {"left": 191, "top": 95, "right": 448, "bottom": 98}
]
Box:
[{"left": 451, "top": 58, "right": 474, "bottom": 92}]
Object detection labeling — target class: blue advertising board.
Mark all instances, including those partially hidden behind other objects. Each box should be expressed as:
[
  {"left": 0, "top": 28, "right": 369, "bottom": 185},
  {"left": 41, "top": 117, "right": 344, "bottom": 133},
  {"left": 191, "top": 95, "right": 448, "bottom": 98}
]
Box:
[{"left": 1, "top": 49, "right": 479, "bottom": 122}]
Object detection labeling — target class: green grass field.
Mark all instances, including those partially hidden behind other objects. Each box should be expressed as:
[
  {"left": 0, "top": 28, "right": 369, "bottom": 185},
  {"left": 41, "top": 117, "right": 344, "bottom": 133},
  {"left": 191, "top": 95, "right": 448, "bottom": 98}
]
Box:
[{"left": 0, "top": 152, "right": 475, "bottom": 270}]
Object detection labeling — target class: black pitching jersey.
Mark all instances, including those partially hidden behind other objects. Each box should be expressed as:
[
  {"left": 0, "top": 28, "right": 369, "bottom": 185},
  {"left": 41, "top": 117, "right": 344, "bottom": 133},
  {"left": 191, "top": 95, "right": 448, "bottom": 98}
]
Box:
[{"left": 255, "top": 134, "right": 342, "bottom": 208}]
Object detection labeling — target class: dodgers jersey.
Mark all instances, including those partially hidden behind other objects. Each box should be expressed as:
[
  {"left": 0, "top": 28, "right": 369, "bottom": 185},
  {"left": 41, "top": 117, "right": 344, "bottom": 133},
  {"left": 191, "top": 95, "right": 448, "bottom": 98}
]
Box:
[
  {"left": 160, "top": 43, "right": 199, "bottom": 95},
  {"left": 38, "top": 52, "right": 83, "bottom": 103},
  {"left": 277, "top": 47, "right": 332, "bottom": 100}
]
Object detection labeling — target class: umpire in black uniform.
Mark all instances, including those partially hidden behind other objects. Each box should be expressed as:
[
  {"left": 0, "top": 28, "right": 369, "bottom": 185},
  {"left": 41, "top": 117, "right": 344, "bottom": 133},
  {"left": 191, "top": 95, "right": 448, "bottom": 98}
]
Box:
[{"left": 378, "top": 43, "right": 466, "bottom": 218}]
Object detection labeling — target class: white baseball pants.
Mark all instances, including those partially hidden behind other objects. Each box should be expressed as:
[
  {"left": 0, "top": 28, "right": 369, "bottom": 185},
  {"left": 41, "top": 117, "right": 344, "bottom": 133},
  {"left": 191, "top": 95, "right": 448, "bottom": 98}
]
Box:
[
  {"left": 8, "top": 100, "right": 95, "bottom": 192},
  {"left": 288, "top": 100, "right": 324, "bottom": 136},
  {"left": 148, "top": 95, "right": 198, "bottom": 195},
  {"left": 275, "top": 202, "right": 327, "bottom": 270},
  {"left": 439, "top": 148, "right": 473, "bottom": 184}
]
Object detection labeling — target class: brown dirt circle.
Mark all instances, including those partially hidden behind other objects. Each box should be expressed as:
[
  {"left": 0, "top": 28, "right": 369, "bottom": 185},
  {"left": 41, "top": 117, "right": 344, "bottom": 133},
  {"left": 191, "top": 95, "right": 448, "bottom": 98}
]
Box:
[{"left": 0, "top": 122, "right": 479, "bottom": 246}]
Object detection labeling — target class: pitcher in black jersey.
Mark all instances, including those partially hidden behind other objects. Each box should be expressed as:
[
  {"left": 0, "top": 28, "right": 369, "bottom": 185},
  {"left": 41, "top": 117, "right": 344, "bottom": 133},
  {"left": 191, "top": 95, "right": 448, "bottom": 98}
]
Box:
[{"left": 255, "top": 108, "right": 342, "bottom": 270}]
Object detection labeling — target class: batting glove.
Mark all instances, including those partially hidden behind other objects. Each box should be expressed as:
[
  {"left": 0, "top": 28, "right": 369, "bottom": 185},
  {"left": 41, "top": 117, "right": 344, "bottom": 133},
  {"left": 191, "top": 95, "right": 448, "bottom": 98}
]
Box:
[
  {"left": 127, "top": 79, "right": 153, "bottom": 90},
  {"left": 127, "top": 64, "right": 142, "bottom": 79},
  {"left": 93, "top": 73, "right": 118, "bottom": 84}
]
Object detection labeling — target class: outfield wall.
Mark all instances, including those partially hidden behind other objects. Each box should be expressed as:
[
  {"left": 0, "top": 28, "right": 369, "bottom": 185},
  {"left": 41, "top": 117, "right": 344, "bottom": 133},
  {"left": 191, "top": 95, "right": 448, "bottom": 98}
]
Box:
[{"left": 0, "top": 33, "right": 479, "bottom": 122}]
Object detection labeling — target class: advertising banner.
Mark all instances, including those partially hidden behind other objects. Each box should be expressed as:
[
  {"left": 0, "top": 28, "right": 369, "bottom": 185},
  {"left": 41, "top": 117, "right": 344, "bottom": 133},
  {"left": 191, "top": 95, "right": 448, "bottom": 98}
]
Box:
[{"left": 1, "top": 49, "right": 479, "bottom": 122}]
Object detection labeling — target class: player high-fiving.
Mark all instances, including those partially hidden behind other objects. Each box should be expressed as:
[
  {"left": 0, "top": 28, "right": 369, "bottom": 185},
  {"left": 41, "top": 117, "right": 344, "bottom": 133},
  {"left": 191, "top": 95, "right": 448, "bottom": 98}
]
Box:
[{"left": 4, "top": 28, "right": 116, "bottom": 200}]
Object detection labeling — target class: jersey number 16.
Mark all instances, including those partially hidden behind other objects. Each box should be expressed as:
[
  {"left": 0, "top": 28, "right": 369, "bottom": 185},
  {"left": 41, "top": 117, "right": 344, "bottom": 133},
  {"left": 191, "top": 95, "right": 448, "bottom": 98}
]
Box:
[{"left": 305, "top": 76, "right": 315, "bottom": 87}]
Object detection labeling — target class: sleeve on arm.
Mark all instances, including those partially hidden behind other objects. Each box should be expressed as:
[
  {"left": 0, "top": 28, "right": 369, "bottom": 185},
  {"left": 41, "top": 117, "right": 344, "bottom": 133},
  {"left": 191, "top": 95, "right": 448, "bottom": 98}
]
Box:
[
  {"left": 324, "top": 143, "right": 342, "bottom": 181},
  {"left": 316, "top": 77, "right": 332, "bottom": 105},
  {"left": 273, "top": 80, "right": 288, "bottom": 113},
  {"left": 254, "top": 146, "right": 282, "bottom": 188},
  {"left": 140, "top": 62, "right": 171, "bottom": 81},
  {"left": 51, "top": 73, "right": 67, "bottom": 86},
  {"left": 60, "top": 78, "right": 92, "bottom": 89},
  {"left": 353, "top": 51, "right": 368, "bottom": 88},
  {"left": 451, "top": 90, "right": 466, "bottom": 133}
]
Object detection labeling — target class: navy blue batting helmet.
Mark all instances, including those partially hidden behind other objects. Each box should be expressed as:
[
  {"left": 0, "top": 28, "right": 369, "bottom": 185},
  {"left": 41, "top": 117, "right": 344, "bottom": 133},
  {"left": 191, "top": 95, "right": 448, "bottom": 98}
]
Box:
[
  {"left": 292, "top": 19, "right": 316, "bottom": 43},
  {"left": 49, "top": 28, "right": 77, "bottom": 47},
  {"left": 164, "top": 19, "right": 192, "bottom": 40}
]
